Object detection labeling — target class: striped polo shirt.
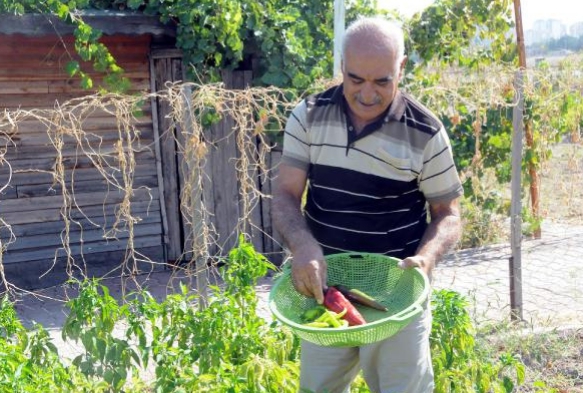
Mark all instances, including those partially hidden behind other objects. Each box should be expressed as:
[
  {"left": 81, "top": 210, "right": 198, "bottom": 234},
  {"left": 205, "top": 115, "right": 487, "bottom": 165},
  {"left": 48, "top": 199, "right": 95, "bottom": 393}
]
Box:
[{"left": 281, "top": 84, "right": 463, "bottom": 259}]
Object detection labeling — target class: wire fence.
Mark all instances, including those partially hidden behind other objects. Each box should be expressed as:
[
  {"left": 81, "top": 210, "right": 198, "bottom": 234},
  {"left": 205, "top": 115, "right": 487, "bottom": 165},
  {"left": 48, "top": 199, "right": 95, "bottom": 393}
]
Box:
[{"left": 434, "top": 142, "right": 583, "bottom": 330}]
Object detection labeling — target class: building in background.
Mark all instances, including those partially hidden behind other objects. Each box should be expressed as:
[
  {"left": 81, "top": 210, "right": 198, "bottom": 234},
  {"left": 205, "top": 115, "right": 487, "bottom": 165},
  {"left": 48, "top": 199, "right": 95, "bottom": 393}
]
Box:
[
  {"left": 526, "top": 19, "right": 567, "bottom": 44},
  {"left": 570, "top": 21, "right": 583, "bottom": 38}
]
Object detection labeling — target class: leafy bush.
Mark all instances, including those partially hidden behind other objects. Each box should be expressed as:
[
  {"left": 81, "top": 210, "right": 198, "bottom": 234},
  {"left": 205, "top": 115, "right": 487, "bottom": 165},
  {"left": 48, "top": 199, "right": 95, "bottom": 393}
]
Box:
[
  {"left": 431, "top": 290, "right": 525, "bottom": 392},
  {"left": 0, "top": 295, "right": 103, "bottom": 392},
  {"left": 61, "top": 236, "right": 301, "bottom": 392},
  {"left": 1, "top": 241, "right": 528, "bottom": 392},
  {"left": 460, "top": 192, "right": 508, "bottom": 248}
]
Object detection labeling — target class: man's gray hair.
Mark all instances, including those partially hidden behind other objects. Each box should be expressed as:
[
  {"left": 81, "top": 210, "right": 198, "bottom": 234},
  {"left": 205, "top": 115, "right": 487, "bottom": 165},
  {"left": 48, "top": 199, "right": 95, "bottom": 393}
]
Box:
[{"left": 342, "top": 17, "right": 405, "bottom": 67}]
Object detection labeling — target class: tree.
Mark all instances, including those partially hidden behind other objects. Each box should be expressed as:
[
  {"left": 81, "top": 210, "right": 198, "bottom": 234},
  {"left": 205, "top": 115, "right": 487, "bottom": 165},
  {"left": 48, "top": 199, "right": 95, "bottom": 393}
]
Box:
[
  {"left": 406, "top": 0, "right": 515, "bottom": 70},
  {"left": 0, "top": 0, "right": 390, "bottom": 91}
]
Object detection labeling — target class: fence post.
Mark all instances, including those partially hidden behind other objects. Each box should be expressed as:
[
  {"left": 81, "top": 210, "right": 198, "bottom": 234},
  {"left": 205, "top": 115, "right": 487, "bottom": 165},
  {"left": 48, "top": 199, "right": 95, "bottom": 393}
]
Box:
[
  {"left": 513, "top": 0, "right": 540, "bottom": 238},
  {"left": 181, "top": 85, "right": 209, "bottom": 310},
  {"left": 510, "top": 70, "right": 525, "bottom": 321}
]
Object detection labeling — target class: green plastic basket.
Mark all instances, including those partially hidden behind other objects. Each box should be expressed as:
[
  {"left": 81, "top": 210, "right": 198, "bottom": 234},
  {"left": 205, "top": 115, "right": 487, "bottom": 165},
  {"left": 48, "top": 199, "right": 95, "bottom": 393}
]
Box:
[{"left": 268, "top": 253, "right": 430, "bottom": 347}]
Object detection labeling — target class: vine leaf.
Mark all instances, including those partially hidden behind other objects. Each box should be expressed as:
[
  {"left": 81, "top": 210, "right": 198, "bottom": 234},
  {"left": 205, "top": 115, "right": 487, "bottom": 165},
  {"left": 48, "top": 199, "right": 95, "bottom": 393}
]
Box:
[{"left": 66, "top": 60, "right": 81, "bottom": 77}]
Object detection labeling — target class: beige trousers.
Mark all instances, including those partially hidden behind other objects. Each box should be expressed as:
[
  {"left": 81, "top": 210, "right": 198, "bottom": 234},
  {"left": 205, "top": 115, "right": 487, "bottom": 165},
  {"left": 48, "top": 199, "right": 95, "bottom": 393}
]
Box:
[{"left": 299, "top": 307, "right": 434, "bottom": 393}]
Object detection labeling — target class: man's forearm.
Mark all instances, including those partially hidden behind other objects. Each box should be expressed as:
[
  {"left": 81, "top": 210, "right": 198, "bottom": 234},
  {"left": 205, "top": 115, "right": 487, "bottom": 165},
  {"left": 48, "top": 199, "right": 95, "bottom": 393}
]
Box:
[
  {"left": 272, "top": 191, "right": 318, "bottom": 253},
  {"left": 273, "top": 186, "right": 327, "bottom": 303},
  {"left": 416, "top": 213, "right": 462, "bottom": 267}
]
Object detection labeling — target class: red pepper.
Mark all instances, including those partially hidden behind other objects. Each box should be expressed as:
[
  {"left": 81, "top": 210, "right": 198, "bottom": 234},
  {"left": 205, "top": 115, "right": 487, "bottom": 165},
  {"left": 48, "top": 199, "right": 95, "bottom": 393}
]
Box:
[{"left": 324, "top": 286, "right": 366, "bottom": 326}]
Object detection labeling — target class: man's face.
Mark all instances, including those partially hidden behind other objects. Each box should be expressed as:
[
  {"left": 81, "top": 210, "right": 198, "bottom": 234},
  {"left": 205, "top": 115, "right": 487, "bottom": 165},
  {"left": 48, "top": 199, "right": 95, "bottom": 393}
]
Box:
[{"left": 342, "top": 44, "right": 404, "bottom": 126}]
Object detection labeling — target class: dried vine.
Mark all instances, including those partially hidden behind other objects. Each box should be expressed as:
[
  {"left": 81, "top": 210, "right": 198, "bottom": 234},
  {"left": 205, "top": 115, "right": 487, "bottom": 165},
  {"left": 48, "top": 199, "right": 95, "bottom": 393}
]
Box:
[{"left": 0, "top": 82, "right": 295, "bottom": 297}]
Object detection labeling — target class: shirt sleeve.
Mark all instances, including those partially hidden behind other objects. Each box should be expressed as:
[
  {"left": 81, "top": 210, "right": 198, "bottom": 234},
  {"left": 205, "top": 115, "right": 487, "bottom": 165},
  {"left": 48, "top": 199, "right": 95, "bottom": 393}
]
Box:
[
  {"left": 281, "top": 99, "right": 311, "bottom": 172},
  {"left": 419, "top": 127, "right": 464, "bottom": 203}
]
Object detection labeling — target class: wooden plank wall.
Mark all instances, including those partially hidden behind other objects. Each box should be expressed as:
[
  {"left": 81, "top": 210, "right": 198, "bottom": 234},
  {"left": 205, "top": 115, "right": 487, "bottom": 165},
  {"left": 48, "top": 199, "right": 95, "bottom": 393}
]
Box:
[
  {"left": 191, "top": 70, "right": 284, "bottom": 263},
  {"left": 0, "top": 34, "right": 164, "bottom": 271},
  {"left": 261, "top": 147, "right": 284, "bottom": 264},
  {"left": 205, "top": 71, "right": 253, "bottom": 256},
  {"left": 151, "top": 50, "right": 185, "bottom": 263}
]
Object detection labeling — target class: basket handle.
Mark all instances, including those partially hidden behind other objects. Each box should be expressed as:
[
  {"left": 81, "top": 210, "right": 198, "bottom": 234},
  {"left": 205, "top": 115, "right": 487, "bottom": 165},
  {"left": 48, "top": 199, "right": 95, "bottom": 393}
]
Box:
[{"left": 389, "top": 304, "right": 423, "bottom": 322}]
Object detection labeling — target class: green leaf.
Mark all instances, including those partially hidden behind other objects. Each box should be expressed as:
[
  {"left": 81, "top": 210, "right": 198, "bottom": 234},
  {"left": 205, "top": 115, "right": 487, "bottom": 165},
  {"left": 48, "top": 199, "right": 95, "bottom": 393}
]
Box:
[
  {"left": 96, "top": 338, "right": 106, "bottom": 360},
  {"left": 128, "top": 0, "right": 144, "bottom": 9},
  {"left": 55, "top": 3, "right": 69, "bottom": 19},
  {"left": 80, "top": 74, "right": 93, "bottom": 90},
  {"left": 65, "top": 60, "right": 80, "bottom": 77}
]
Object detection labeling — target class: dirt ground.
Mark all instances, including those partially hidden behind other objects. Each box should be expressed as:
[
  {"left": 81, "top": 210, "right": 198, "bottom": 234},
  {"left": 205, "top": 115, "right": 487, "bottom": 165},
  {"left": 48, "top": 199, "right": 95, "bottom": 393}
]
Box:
[{"left": 512, "top": 328, "right": 583, "bottom": 392}]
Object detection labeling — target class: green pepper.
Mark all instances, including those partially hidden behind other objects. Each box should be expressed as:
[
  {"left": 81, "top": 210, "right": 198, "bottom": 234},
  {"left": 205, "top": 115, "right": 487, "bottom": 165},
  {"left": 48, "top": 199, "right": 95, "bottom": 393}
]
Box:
[
  {"left": 303, "top": 321, "right": 330, "bottom": 328},
  {"left": 300, "top": 305, "right": 327, "bottom": 322},
  {"left": 311, "top": 309, "right": 349, "bottom": 328}
]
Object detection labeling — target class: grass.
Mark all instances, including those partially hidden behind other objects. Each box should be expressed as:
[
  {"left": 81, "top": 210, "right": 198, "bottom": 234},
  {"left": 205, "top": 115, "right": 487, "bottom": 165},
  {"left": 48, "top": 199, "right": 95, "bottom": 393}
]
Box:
[
  {"left": 481, "top": 325, "right": 583, "bottom": 392},
  {"left": 539, "top": 142, "right": 583, "bottom": 225}
]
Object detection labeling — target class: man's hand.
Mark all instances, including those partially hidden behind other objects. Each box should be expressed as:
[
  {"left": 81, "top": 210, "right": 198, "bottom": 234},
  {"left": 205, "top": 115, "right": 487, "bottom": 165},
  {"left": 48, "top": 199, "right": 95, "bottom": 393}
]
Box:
[
  {"left": 273, "top": 164, "right": 328, "bottom": 304},
  {"left": 291, "top": 245, "right": 327, "bottom": 304},
  {"left": 398, "top": 197, "right": 461, "bottom": 283},
  {"left": 398, "top": 255, "right": 434, "bottom": 281}
]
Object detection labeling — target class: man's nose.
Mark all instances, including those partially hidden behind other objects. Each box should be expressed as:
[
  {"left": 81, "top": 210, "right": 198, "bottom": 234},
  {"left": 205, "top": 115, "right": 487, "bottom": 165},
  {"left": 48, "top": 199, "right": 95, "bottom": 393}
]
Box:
[{"left": 360, "top": 83, "right": 376, "bottom": 101}]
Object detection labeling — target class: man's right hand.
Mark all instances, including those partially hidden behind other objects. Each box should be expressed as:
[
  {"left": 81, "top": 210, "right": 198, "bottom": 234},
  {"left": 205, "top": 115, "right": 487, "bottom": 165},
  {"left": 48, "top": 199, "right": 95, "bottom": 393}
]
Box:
[
  {"left": 290, "top": 245, "right": 327, "bottom": 304},
  {"left": 272, "top": 164, "right": 327, "bottom": 303}
]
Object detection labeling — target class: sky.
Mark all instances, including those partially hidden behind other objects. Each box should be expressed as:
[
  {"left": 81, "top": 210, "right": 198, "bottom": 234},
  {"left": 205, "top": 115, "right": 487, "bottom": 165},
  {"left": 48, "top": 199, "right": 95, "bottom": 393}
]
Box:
[{"left": 377, "top": 0, "right": 583, "bottom": 30}]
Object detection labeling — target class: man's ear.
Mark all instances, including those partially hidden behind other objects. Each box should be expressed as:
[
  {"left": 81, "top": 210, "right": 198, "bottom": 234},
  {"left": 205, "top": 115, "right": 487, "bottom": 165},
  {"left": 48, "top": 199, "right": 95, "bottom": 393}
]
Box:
[{"left": 399, "top": 55, "right": 408, "bottom": 78}]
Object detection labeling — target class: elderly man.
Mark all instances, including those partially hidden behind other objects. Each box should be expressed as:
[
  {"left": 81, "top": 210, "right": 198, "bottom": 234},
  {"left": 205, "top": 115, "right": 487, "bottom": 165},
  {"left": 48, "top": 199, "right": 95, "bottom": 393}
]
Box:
[{"left": 273, "top": 16, "right": 463, "bottom": 393}]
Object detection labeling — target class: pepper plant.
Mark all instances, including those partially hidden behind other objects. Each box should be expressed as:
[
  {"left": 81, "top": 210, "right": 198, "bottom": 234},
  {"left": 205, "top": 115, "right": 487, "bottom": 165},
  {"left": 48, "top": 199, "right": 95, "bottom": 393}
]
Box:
[
  {"left": 0, "top": 295, "right": 104, "bottom": 392},
  {"left": 59, "top": 236, "right": 301, "bottom": 392},
  {"left": 2, "top": 240, "right": 529, "bottom": 392},
  {"left": 430, "top": 290, "right": 525, "bottom": 392}
]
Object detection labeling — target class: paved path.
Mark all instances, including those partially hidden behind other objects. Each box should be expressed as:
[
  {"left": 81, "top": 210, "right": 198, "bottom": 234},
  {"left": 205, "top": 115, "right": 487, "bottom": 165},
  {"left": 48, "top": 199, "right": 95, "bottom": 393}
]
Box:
[
  {"left": 11, "top": 221, "right": 583, "bottom": 363},
  {"left": 432, "top": 222, "right": 583, "bottom": 329}
]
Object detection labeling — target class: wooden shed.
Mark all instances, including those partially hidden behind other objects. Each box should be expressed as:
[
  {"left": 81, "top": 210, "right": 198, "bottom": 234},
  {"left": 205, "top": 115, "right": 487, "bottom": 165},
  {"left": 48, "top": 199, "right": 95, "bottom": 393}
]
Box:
[
  {"left": 0, "top": 11, "right": 285, "bottom": 290},
  {"left": 0, "top": 11, "right": 184, "bottom": 289}
]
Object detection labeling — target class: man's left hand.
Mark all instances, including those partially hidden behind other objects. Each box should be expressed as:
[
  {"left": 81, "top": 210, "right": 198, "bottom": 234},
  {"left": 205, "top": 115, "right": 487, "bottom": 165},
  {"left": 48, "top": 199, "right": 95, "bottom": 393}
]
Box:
[{"left": 398, "top": 255, "right": 434, "bottom": 281}]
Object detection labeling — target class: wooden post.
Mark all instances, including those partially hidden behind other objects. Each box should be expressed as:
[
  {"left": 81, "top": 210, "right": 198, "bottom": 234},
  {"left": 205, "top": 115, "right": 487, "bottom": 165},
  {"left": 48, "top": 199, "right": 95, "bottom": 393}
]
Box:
[
  {"left": 261, "top": 148, "right": 285, "bottom": 265},
  {"left": 231, "top": 71, "right": 263, "bottom": 252},
  {"left": 152, "top": 57, "right": 184, "bottom": 263},
  {"left": 182, "top": 85, "right": 208, "bottom": 309},
  {"left": 510, "top": 70, "right": 525, "bottom": 322},
  {"left": 149, "top": 53, "right": 170, "bottom": 266},
  {"left": 513, "top": 0, "right": 541, "bottom": 238}
]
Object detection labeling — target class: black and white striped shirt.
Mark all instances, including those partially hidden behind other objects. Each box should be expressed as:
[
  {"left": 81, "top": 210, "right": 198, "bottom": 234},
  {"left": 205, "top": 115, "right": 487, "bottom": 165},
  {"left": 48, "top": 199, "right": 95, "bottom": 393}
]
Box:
[{"left": 282, "top": 85, "right": 463, "bottom": 258}]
